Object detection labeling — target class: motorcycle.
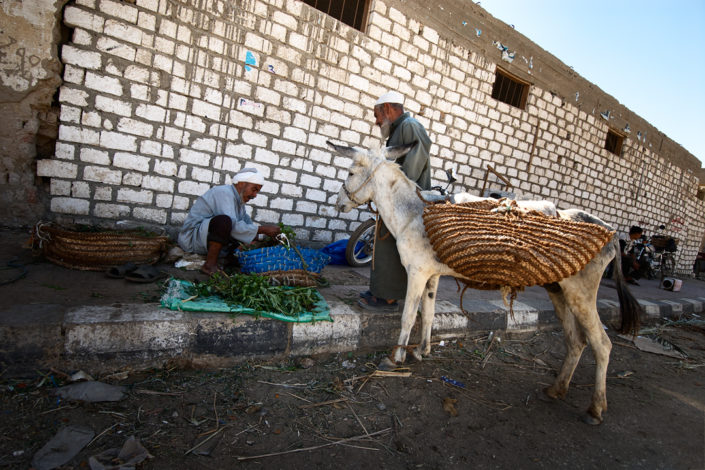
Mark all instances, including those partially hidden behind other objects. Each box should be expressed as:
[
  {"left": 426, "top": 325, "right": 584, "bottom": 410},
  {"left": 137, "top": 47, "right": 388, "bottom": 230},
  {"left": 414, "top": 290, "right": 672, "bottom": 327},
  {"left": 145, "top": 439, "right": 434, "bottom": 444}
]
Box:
[
  {"left": 630, "top": 234, "right": 677, "bottom": 280},
  {"left": 345, "top": 169, "right": 457, "bottom": 267}
]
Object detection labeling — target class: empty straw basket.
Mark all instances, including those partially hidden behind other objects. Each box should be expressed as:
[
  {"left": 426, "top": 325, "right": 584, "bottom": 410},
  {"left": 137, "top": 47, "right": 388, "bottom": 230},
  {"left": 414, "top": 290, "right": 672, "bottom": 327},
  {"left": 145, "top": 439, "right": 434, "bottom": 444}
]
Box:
[
  {"left": 423, "top": 200, "right": 614, "bottom": 290},
  {"left": 33, "top": 223, "right": 169, "bottom": 271}
]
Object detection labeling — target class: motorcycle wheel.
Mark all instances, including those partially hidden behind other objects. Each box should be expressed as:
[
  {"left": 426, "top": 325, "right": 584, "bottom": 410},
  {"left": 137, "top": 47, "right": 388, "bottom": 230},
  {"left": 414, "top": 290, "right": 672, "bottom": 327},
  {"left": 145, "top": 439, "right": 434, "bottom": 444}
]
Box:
[
  {"left": 661, "top": 254, "right": 675, "bottom": 278},
  {"left": 345, "top": 219, "right": 376, "bottom": 267}
]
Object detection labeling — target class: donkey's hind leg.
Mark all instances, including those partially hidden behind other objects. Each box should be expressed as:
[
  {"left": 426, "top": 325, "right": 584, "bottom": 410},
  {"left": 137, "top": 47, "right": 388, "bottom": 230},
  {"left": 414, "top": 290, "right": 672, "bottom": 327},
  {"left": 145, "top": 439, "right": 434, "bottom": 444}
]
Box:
[
  {"left": 545, "top": 286, "right": 587, "bottom": 401},
  {"left": 554, "top": 276, "right": 613, "bottom": 424},
  {"left": 415, "top": 274, "right": 440, "bottom": 360}
]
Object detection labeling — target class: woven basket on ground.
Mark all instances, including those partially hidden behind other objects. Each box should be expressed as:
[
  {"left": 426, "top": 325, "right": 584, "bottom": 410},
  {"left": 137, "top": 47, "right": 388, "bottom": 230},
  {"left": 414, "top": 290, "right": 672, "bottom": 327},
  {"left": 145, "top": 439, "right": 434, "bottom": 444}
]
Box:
[
  {"left": 33, "top": 223, "right": 169, "bottom": 271},
  {"left": 263, "top": 269, "right": 320, "bottom": 287},
  {"left": 423, "top": 200, "right": 614, "bottom": 290}
]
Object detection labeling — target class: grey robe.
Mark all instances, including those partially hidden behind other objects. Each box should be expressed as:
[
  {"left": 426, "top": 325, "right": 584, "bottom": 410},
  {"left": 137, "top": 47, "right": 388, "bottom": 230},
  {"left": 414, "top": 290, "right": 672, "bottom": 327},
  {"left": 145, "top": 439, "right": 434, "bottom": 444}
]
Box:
[
  {"left": 177, "top": 185, "right": 258, "bottom": 255},
  {"left": 370, "top": 112, "right": 432, "bottom": 301}
]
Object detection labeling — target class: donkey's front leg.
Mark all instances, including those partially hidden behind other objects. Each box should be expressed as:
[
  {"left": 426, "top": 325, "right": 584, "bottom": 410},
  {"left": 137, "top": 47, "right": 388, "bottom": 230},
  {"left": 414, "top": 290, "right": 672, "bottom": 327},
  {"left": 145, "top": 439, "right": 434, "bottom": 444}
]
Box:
[
  {"left": 379, "top": 272, "right": 426, "bottom": 369},
  {"left": 416, "top": 274, "right": 440, "bottom": 359}
]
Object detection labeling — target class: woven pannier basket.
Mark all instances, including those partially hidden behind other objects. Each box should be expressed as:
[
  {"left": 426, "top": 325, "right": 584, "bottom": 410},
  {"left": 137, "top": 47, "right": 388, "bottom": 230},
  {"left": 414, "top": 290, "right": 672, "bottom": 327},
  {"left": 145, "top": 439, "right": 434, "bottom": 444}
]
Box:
[
  {"left": 33, "top": 223, "right": 169, "bottom": 271},
  {"left": 263, "top": 269, "right": 321, "bottom": 287},
  {"left": 423, "top": 200, "right": 614, "bottom": 290}
]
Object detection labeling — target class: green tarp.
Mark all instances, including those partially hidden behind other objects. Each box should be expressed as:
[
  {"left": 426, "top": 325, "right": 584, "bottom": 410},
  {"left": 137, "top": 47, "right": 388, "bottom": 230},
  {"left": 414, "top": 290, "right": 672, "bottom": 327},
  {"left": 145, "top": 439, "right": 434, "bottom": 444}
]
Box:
[{"left": 160, "top": 278, "right": 332, "bottom": 323}]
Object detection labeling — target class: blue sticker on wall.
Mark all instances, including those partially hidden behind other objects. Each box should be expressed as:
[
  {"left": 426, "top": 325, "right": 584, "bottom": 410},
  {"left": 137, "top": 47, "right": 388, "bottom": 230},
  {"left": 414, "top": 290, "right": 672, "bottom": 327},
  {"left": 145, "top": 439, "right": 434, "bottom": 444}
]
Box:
[{"left": 245, "top": 51, "right": 256, "bottom": 71}]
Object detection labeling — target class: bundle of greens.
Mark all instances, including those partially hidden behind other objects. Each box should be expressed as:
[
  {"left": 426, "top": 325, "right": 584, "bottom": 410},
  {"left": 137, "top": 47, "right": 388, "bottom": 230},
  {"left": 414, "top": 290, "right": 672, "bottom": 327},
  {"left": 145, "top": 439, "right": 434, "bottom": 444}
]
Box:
[{"left": 187, "top": 272, "right": 319, "bottom": 317}]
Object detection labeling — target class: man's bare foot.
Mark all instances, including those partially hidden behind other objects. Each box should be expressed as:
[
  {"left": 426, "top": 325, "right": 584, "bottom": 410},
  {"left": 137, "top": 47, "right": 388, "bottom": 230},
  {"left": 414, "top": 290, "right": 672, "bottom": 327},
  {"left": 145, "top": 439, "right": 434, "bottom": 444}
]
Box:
[{"left": 200, "top": 263, "right": 225, "bottom": 276}]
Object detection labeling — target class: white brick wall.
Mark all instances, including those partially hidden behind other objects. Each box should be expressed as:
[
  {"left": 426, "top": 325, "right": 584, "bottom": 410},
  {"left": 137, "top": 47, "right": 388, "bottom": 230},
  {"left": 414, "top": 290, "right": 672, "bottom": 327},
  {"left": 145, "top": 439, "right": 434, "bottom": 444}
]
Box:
[{"left": 41, "top": 0, "right": 704, "bottom": 268}]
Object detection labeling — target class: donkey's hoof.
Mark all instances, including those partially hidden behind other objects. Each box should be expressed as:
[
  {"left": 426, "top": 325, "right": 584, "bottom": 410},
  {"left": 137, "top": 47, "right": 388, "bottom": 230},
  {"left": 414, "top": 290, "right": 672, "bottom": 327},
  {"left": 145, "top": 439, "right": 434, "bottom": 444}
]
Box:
[
  {"left": 378, "top": 357, "right": 397, "bottom": 371},
  {"left": 543, "top": 385, "right": 566, "bottom": 400},
  {"left": 580, "top": 413, "right": 603, "bottom": 425}
]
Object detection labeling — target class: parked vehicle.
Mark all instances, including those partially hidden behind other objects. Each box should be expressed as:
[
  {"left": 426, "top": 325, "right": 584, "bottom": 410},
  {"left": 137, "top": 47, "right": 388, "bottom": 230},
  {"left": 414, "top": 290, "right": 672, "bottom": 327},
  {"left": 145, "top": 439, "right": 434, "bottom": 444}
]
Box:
[
  {"left": 345, "top": 169, "right": 457, "bottom": 267},
  {"left": 648, "top": 234, "right": 677, "bottom": 278},
  {"left": 629, "top": 234, "right": 677, "bottom": 280}
]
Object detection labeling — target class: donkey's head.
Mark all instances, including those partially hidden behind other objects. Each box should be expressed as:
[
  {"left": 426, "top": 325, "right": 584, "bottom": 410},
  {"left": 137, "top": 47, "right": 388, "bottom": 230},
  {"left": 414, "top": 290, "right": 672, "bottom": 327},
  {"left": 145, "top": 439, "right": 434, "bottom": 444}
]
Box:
[{"left": 327, "top": 141, "right": 414, "bottom": 213}]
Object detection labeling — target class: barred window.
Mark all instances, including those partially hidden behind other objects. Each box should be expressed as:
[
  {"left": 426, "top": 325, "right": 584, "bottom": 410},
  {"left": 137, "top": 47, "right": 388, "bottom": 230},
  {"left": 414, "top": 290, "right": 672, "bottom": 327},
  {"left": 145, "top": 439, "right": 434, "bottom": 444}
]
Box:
[
  {"left": 491, "top": 68, "right": 530, "bottom": 109},
  {"left": 302, "top": 0, "right": 370, "bottom": 32},
  {"left": 605, "top": 129, "right": 625, "bottom": 155}
]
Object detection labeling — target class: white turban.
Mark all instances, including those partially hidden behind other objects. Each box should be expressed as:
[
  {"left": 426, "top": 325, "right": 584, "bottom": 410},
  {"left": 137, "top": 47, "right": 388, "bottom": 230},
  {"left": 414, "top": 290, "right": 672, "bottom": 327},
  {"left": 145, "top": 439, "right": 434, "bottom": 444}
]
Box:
[
  {"left": 375, "top": 91, "right": 404, "bottom": 106},
  {"left": 232, "top": 167, "right": 265, "bottom": 186}
]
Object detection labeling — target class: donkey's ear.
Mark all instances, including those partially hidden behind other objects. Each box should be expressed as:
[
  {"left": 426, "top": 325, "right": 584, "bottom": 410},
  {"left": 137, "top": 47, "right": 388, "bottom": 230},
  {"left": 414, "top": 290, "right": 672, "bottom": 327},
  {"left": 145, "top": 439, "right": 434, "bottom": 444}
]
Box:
[
  {"left": 384, "top": 142, "right": 416, "bottom": 161},
  {"left": 327, "top": 140, "right": 360, "bottom": 159}
]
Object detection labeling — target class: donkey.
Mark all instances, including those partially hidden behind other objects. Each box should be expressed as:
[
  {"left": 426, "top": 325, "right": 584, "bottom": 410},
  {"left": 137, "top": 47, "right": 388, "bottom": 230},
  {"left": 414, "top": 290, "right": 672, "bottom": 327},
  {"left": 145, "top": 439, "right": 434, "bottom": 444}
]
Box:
[{"left": 328, "top": 141, "right": 641, "bottom": 424}]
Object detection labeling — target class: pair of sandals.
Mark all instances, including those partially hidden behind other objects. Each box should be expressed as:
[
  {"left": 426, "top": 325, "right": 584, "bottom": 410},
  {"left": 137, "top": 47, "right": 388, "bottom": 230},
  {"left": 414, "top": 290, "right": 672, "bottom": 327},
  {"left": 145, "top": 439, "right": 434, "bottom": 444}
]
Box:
[
  {"left": 106, "top": 262, "right": 163, "bottom": 283},
  {"left": 357, "top": 290, "right": 399, "bottom": 312}
]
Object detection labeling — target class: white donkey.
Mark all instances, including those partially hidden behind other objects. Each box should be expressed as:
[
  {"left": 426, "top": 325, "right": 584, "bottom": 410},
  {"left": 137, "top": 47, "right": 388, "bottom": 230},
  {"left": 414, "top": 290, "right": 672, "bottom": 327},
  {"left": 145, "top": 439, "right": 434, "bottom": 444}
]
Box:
[{"left": 329, "top": 141, "right": 641, "bottom": 424}]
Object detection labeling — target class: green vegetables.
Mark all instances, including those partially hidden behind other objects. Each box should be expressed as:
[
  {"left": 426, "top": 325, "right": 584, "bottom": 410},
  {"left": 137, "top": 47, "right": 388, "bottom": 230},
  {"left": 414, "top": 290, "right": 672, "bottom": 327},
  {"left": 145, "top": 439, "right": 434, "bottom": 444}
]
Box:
[
  {"left": 188, "top": 272, "right": 319, "bottom": 317},
  {"left": 240, "top": 223, "right": 296, "bottom": 252}
]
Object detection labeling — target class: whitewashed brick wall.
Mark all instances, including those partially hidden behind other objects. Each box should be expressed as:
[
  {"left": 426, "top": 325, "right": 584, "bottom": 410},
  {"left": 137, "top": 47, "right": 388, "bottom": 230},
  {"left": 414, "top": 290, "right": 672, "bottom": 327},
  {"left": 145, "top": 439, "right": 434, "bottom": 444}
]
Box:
[{"left": 38, "top": 0, "right": 704, "bottom": 271}]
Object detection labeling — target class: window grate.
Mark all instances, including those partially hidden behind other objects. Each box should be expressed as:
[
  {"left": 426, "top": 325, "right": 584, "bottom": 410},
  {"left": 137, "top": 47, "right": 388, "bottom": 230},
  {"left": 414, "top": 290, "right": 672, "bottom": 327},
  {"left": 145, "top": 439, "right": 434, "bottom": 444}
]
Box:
[
  {"left": 491, "top": 68, "right": 529, "bottom": 109},
  {"left": 605, "top": 129, "right": 624, "bottom": 155},
  {"left": 302, "top": 0, "right": 370, "bottom": 32}
]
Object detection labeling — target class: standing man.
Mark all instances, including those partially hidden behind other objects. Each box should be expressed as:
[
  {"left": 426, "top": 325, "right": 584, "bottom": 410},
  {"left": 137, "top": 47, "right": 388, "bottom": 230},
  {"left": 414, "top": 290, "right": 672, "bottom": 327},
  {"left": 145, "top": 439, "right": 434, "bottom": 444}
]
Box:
[
  {"left": 358, "top": 91, "right": 432, "bottom": 311},
  {"left": 178, "top": 167, "right": 281, "bottom": 275}
]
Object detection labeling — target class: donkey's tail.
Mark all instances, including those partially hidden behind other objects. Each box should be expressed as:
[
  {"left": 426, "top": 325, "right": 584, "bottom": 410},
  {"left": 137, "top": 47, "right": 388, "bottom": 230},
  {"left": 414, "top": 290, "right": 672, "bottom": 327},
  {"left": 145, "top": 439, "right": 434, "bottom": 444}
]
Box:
[{"left": 610, "top": 237, "right": 642, "bottom": 335}]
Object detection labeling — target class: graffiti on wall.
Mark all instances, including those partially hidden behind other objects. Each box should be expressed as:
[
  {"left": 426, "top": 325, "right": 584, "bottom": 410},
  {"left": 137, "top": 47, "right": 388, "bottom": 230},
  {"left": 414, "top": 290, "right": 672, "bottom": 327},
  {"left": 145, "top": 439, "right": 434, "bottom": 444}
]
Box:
[{"left": 0, "top": 0, "right": 55, "bottom": 92}]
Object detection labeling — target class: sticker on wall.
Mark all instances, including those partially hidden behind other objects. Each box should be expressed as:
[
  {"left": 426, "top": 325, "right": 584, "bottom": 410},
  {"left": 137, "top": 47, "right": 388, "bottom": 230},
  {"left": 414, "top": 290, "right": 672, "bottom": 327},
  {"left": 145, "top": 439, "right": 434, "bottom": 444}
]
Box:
[
  {"left": 244, "top": 51, "right": 257, "bottom": 72},
  {"left": 600, "top": 110, "right": 611, "bottom": 120},
  {"left": 637, "top": 131, "right": 642, "bottom": 141},
  {"left": 501, "top": 50, "right": 515, "bottom": 63},
  {"left": 623, "top": 123, "right": 631, "bottom": 134},
  {"left": 237, "top": 98, "right": 264, "bottom": 116},
  {"left": 267, "top": 64, "right": 275, "bottom": 73},
  {"left": 475, "top": 28, "right": 482, "bottom": 37},
  {"left": 493, "top": 41, "right": 515, "bottom": 63},
  {"left": 575, "top": 92, "right": 580, "bottom": 101}
]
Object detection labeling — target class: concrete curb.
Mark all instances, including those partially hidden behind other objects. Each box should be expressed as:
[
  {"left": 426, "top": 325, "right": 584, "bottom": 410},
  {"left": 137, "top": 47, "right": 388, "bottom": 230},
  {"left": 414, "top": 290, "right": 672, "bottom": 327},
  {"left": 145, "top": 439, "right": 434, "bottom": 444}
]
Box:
[{"left": 2, "top": 294, "right": 704, "bottom": 372}]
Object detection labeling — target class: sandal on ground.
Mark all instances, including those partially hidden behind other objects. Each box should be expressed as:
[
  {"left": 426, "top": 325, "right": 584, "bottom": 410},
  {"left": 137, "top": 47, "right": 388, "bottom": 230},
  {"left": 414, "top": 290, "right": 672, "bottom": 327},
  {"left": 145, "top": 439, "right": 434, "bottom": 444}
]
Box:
[
  {"left": 357, "top": 296, "right": 399, "bottom": 312},
  {"left": 106, "top": 262, "right": 138, "bottom": 279},
  {"left": 359, "top": 290, "right": 373, "bottom": 299},
  {"left": 124, "top": 265, "right": 162, "bottom": 283}
]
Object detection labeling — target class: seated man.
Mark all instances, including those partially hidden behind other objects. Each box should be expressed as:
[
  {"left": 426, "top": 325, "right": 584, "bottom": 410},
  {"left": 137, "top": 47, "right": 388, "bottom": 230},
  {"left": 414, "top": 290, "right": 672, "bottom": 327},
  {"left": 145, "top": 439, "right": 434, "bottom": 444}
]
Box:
[
  {"left": 621, "top": 225, "right": 646, "bottom": 285},
  {"left": 177, "top": 168, "right": 281, "bottom": 275}
]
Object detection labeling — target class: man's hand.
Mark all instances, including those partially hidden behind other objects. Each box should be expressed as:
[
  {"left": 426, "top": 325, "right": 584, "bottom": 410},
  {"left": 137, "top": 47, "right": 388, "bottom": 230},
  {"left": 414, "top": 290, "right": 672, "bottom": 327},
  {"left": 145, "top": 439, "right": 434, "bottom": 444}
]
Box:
[{"left": 257, "top": 224, "right": 281, "bottom": 238}]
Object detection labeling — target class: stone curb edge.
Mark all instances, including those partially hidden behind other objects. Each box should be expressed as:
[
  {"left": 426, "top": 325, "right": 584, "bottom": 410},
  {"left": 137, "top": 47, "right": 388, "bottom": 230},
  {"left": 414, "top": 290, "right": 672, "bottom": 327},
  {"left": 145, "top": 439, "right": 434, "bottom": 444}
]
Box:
[{"left": 3, "top": 296, "right": 703, "bottom": 371}]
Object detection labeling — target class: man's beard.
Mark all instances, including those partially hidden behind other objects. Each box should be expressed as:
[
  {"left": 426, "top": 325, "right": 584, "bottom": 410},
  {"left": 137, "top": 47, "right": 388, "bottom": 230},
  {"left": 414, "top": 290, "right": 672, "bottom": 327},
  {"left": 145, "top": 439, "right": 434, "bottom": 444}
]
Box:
[{"left": 379, "top": 118, "right": 391, "bottom": 140}]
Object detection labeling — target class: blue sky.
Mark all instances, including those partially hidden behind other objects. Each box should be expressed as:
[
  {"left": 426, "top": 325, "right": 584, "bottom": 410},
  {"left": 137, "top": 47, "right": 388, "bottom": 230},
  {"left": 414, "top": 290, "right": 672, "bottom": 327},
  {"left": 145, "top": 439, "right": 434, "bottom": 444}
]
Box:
[{"left": 480, "top": 0, "right": 705, "bottom": 165}]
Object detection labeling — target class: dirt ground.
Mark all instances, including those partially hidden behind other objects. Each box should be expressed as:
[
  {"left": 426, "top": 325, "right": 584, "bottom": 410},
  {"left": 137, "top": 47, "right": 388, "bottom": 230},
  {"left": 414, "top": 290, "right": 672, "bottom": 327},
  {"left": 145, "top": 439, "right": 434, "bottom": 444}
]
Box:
[{"left": 1, "top": 320, "right": 704, "bottom": 469}]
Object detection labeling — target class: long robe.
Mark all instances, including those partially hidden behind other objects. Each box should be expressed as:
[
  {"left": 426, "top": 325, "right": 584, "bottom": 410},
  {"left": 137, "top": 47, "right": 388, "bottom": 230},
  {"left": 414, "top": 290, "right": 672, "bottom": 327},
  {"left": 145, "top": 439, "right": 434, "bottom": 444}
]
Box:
[
  {"left": 177, "top": 185, "right": 258, "bottom": 255},
  {"left": 370, "top": 112, "right": 432, "bottom": 301}
]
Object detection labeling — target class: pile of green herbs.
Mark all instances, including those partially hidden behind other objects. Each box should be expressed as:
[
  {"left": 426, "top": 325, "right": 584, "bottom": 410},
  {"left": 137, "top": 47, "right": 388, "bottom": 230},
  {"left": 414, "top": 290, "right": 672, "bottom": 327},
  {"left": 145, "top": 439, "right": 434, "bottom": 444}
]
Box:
[{"left": 187, "top": 272, "right": 319, "bottom": 317}]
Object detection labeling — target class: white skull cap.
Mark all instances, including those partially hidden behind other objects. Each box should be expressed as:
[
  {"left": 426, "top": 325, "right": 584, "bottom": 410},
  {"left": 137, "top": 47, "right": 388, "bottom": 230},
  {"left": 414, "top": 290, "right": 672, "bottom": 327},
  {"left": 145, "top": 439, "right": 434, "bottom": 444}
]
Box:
[
  {"left": 232, "top": 167, "right": 265, "bottom": 186},
  {"left": 375, "top": 91, "right": 404, "bottom": 106}
]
